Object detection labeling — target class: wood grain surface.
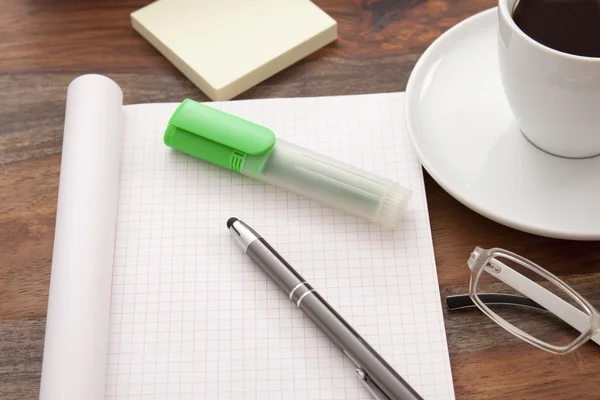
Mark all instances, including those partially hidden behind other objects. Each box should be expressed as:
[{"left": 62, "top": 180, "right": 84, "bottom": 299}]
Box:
[{"left": 1, "top": 0, "right": 599, "bottom": 399}]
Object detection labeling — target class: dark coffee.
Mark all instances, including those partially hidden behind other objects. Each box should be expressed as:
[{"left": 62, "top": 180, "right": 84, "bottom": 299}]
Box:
[{"left": 512, "top": 0, "right": 600, "bottom": 58}]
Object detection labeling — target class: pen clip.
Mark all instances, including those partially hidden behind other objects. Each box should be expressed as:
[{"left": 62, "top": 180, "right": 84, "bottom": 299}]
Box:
[{"left": 355, "top": 368, "right": 392, "bottom": 400}]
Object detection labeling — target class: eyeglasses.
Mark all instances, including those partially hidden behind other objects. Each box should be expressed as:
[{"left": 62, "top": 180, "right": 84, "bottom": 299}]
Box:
[{"left": 446, "top": 247, "right": 600, "bottom": 355}]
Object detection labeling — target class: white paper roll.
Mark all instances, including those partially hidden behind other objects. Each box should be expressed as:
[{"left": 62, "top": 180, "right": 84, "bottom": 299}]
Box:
[{"left": 39, "top": 74, "right": 124, "bottom": 400}]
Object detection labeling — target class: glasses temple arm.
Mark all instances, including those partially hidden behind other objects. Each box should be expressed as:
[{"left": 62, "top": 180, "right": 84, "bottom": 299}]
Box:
[
  {"left": 479, "top": 259, "right": 600, "bottom": 347},
  {"left": 446, "top": 293, "right": 546, "bottom": 311}
]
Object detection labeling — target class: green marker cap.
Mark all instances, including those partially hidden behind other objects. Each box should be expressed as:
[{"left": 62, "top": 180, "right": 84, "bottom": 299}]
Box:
[{"left": 164, "top": 99, "right": 276, "bottom": 172}]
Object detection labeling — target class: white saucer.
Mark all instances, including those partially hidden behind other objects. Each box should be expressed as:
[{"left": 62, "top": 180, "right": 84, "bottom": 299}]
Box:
[{"left": 405, "top": 8, "right": 600, "bottom": 240}]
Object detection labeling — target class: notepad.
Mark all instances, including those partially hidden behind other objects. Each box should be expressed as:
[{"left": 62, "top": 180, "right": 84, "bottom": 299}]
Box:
[
  {"left": 131, "top": 0, "right": 337, "bottom": 101},
  {"left": 39, "top": 74, "right": 455, "bottom": 399}
]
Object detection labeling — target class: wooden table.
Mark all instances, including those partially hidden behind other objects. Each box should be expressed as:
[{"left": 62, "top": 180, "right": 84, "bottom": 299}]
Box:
[{"left": 1, "top": 0, "right": 599, "bottom": 398}]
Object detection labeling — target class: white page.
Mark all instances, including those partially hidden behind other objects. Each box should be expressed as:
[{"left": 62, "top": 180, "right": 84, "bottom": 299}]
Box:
[
  {"left": 105, "top": 93, "right": 455, "bottom": 399},
  {"left": 40, "top": 75, "right": 124, "bottom": 400}
]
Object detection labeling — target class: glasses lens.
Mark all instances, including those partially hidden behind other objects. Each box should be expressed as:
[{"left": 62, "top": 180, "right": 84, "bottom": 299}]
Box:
[{"left": 473, "top": 254, "right": 591, "bottom": 348}]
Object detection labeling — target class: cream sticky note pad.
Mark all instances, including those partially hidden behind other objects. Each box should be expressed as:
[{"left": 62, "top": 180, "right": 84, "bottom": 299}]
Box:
[{"left": 131, "top": 0, "right": 337, "bottom": 101}]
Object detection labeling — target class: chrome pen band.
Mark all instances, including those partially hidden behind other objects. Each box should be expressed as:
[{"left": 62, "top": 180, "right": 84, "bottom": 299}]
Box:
[
  {"left": 296, "top": 289, "right": 316, "bottom": 307},
  {"left": 289, "top": 282, "right": 307, "bottom": 300},
  {"left": 289, "top": 282, "right": 315, "bottom": 306}
]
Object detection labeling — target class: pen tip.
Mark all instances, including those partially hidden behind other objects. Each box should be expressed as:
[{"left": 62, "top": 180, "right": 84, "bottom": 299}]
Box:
[{"left": 226, "top": 217, "right": 238, "bottom": 229}]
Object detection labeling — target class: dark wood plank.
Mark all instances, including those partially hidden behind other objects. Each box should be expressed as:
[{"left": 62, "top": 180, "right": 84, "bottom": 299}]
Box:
[
  {"left": 0, "top": 0, "right": 493, "bottom": 74},
  {"left": 0, "top": 318, "right": 45, "bottom": 400},
  {"left": 0, "top": 156, "right": 57, "bottom": 319},
  {"left": 2, "top": 0, "right": 600, "bottom": 399}
]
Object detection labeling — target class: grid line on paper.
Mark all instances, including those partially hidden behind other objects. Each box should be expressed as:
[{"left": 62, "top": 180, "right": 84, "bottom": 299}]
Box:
[{"left": 104, "top": 92, "right": 455, "bottom": 400}]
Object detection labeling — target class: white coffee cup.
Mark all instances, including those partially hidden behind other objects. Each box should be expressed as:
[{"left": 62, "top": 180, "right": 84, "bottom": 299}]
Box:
[{"left": 498, "top": 0, "right": 600, "bottom": 158}]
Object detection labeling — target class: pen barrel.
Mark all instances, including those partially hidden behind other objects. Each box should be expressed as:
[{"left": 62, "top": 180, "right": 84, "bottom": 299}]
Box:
[
  {"left": 245, "top": 238, "right": 423, "bottom": 400},
  {"left": 298, "top": 293, "right": 423, "bottom": 400},
  {"left": 246, "top": 238, "right": 307, "bottom": 296},
  {"left": 242, "top": 140, "right": 412, "bottom": 228}
]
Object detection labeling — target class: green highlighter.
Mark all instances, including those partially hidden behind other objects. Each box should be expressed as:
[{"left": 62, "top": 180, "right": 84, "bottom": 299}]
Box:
[{"left": 164, "top": 99, "right": 412, "bottom": 227}]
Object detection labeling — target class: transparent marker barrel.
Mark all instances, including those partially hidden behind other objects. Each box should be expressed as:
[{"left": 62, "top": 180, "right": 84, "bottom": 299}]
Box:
[{"left": 242, "top": 139, "right": 412, "bottom": 228}]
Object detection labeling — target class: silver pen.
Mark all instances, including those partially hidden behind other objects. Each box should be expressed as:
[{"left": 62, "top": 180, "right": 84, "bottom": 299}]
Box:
[{"left": 227, "top": 218, "right": 424, "bottom": 400}]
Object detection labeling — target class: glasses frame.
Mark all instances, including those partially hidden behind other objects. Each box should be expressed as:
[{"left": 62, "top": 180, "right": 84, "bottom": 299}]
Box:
[{"left": 466, "top": 247, "right": 600, "bottom": 355}]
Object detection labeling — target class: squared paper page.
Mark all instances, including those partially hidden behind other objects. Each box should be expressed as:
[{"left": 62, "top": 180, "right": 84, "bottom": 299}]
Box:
[{"left": 105, "top": 93, "right": 455, "bottom": 399}]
